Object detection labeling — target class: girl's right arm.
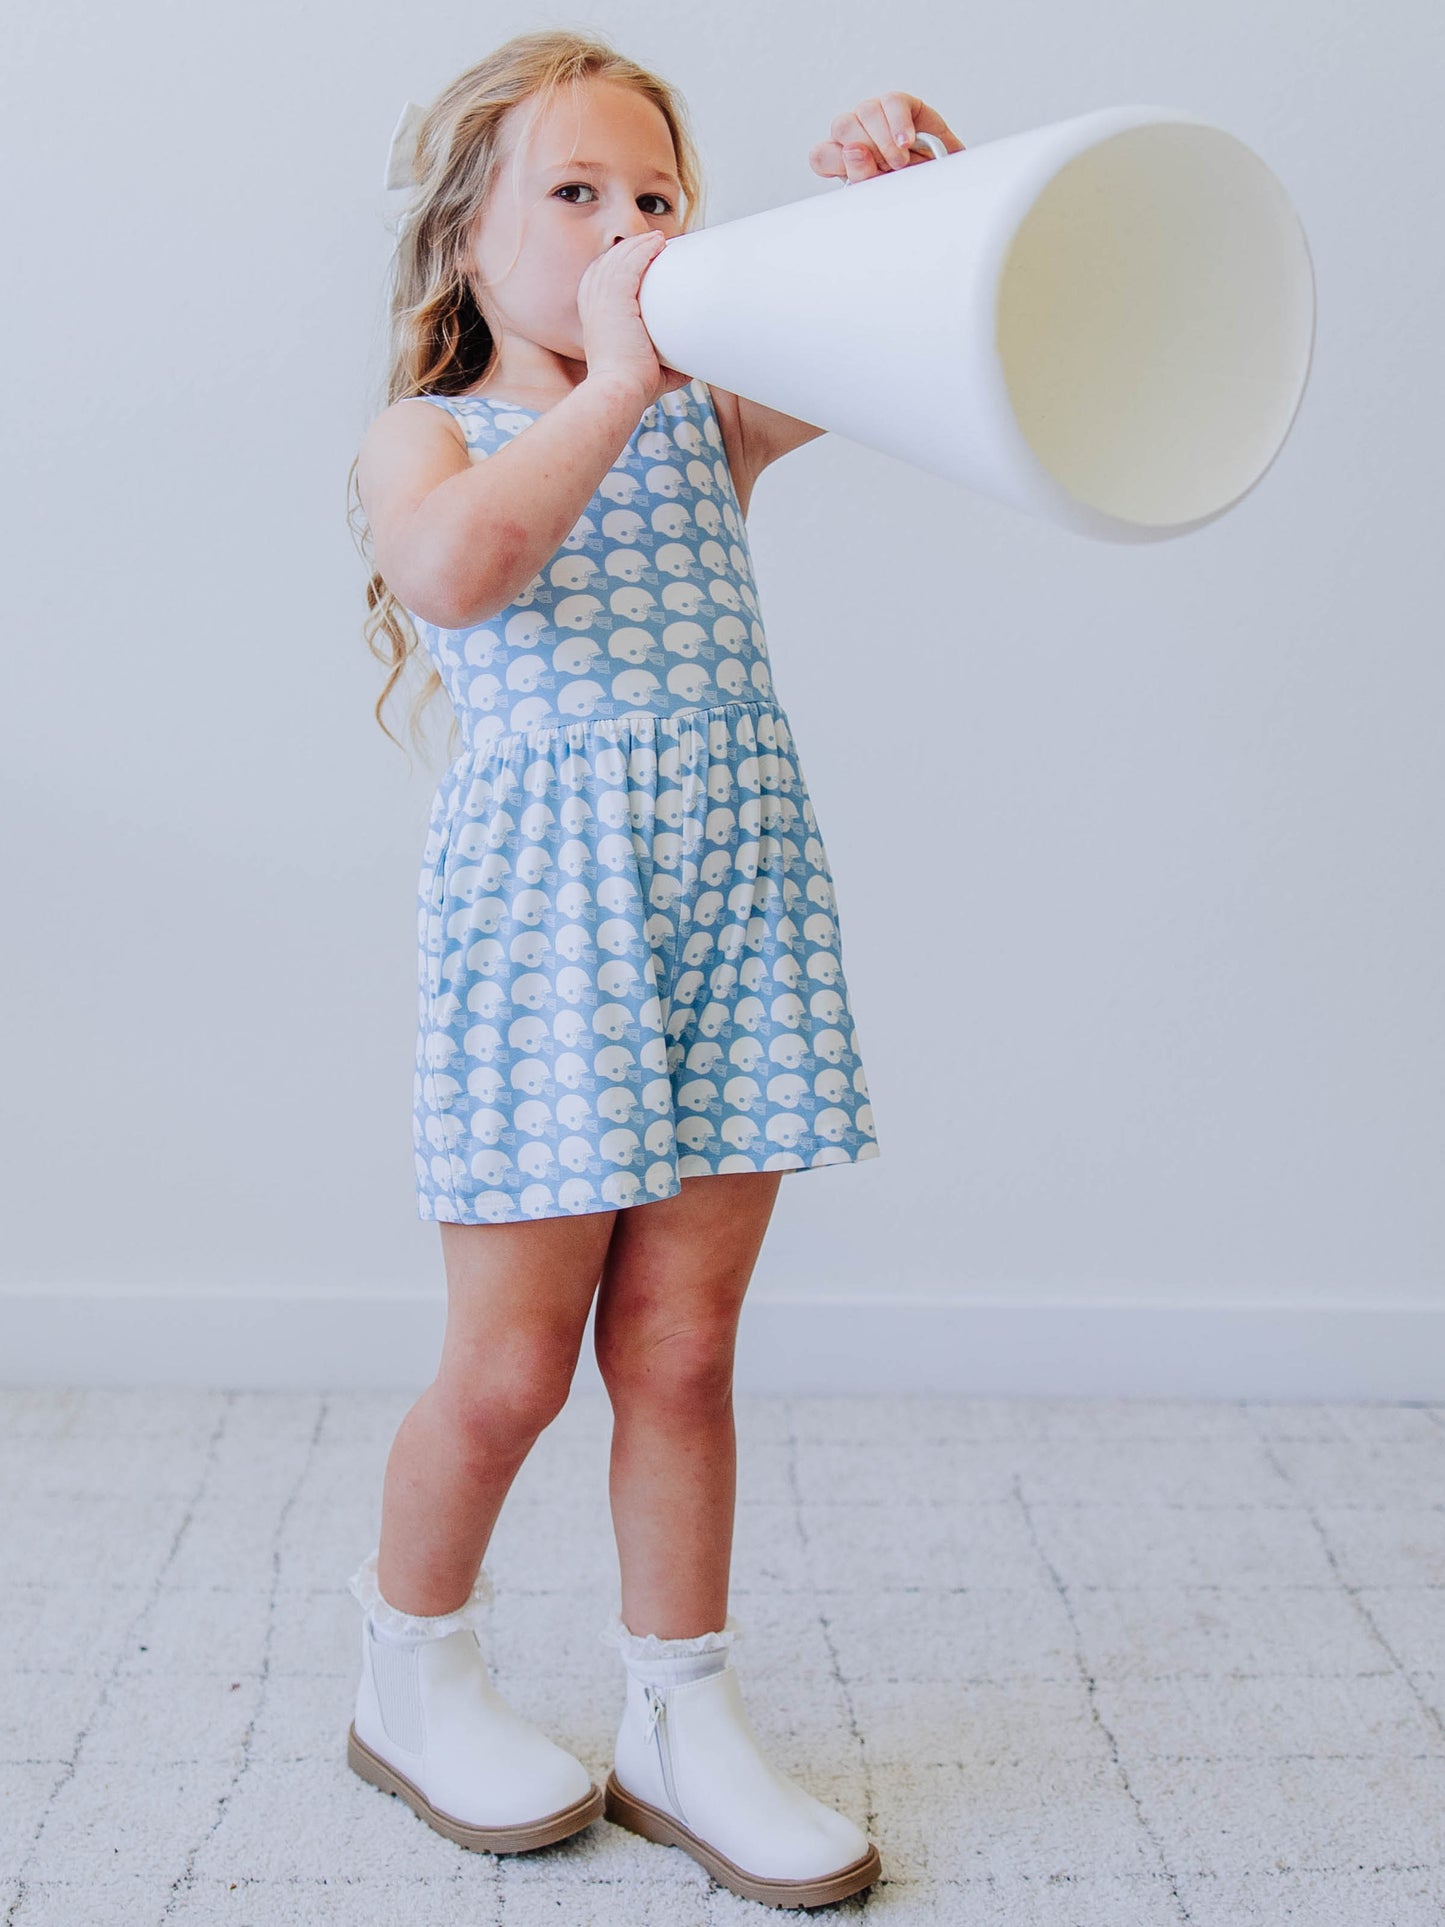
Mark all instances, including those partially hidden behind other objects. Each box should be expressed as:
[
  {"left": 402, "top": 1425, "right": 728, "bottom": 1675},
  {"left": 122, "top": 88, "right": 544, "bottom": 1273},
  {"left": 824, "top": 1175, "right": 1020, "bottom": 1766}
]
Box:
[
  {"left": 359, "top": 370, "right": 653, "bottom": 630},
  {"left": 360, "top": 227, "right": 686, "bottom": 631}
]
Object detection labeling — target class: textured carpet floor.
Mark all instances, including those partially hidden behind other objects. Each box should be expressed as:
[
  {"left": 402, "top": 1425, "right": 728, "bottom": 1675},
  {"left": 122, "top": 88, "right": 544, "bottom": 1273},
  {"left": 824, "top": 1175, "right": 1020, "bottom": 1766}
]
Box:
[{"left": 2, "top": 1388, "right": 1444, "bottom": 1924}]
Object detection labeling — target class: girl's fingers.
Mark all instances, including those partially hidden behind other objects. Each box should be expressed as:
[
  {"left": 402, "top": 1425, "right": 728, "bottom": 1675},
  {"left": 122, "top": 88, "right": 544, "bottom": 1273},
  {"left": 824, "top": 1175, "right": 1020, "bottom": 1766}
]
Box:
[
  {"left": 828, "top": 110, "right": 879, "bottom": 180},
  {"left": 808, "top": 135, "right": 886, "bottom": 183},
  {"left": 855, "top": 98, "right": 916, "bottom": 170},
  {"left": 812, "top": 95, "right": 963, "bottom": 182},
  {"left": 830, "top": 93, "right": 919, "bottom": 174},
  {"left": 602, "top": 231, "right": 664, "bottom": 280},
  {"left": 807, "top": 137, "right": 849, "bottom": 180},
  {"left": 844, "top": 142, "right": 877, "bottom": 183}
]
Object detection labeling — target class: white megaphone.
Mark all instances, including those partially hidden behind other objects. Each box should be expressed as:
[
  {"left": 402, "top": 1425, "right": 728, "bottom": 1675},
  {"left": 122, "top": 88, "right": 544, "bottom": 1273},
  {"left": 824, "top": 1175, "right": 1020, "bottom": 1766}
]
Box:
[{"left": 639, "top": 106, "right": 1316, "bottom": 543}]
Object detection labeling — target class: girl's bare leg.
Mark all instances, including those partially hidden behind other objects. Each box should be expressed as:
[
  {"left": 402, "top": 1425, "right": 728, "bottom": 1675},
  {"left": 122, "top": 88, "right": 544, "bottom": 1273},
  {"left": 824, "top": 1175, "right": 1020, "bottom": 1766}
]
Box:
[
  {"left": 375, "top": 1209, "right": 619, "bottom": 1616},
  {"left": 592, "top": 1171, "right": 784, "bottom": 1638}
]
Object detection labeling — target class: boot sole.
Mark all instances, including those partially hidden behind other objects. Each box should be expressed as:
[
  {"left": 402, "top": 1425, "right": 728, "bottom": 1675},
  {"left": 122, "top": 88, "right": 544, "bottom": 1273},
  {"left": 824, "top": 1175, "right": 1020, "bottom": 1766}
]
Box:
[
  {"left": 347, "top": 1721, "right": 604, "bottom": 1853},
  {"left": 604, "top": 1766, "right": 882, "bottom": 1909}
]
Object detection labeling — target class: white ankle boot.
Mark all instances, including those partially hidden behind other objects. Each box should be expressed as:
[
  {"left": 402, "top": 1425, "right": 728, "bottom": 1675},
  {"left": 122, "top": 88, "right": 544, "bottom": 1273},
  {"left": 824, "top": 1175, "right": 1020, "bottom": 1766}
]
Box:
[
  {"left": 345, "top": 1548, "right": 602, "bottom": 1853},
  {"left": 599, "top": 1612, "right": 882, "bottom": 1909}
]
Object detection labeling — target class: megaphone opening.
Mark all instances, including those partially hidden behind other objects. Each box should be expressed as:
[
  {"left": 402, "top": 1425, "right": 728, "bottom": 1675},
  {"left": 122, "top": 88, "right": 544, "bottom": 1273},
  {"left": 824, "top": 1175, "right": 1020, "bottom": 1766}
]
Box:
[{"left": 995, "top": 121, "right": 1316, "bottom": 532}]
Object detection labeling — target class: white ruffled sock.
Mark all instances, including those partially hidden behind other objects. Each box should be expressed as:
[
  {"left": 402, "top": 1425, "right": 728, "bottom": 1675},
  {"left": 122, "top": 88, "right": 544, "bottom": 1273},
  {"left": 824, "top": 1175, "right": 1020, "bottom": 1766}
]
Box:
[
  {"left": 598, "top": 1607, "right": 744, "bottom": 1688},
  {"left": 346, "top": 1546, "right": 494, "bottom": 1646}
]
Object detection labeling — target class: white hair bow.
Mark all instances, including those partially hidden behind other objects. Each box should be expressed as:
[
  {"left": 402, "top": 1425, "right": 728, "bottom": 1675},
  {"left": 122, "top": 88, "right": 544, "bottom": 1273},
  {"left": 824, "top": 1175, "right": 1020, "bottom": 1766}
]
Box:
[{"left": 384, "top": 99, "right": 426, "bottom": 190}]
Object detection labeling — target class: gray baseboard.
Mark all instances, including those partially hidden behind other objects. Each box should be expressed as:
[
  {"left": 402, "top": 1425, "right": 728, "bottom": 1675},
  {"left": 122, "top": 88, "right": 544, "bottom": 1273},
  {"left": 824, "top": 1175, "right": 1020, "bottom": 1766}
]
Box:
[{"left": 1, "top": 1290, "right": 1442, "bottom": 1401}]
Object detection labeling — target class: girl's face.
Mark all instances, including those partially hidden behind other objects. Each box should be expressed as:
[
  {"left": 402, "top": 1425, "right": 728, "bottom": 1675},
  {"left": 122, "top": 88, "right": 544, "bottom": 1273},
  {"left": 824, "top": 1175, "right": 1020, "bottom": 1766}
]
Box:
[{"left": 467, "top": 77, "right": 685, "bottom": 384}]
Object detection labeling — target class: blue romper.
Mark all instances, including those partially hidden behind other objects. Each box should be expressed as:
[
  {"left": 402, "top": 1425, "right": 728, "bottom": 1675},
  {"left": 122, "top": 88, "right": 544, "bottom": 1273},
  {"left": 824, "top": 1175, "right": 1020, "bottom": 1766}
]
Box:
[{"left": 405, "top": 376, "right": 879, "bottom": 1223}]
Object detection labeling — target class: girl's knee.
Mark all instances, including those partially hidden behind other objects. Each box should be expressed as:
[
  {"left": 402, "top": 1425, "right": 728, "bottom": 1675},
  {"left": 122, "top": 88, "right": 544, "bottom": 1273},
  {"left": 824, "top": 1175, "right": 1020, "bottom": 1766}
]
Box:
[
  {"left": 597, "top": 1319, "right": 738, "bottom": 1411},
  {"left": 437, "top": 1333, "right": 578, "bottom": 1443}
]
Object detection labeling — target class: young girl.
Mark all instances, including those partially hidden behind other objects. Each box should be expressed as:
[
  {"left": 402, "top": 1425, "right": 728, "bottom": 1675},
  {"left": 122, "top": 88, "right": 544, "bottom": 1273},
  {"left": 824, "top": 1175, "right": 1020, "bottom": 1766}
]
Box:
[{"left": 345, "top": 27, "right": 962, "bottom": 1912}]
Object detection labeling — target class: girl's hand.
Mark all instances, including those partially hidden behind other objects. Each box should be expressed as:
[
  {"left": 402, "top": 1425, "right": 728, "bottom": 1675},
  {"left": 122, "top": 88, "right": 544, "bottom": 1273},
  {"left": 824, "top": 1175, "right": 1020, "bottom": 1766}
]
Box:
[
  {"left": 576, "top": 230, "right": 691, "bottom": 409},
  {"left": 809, "top": 93, "right": 965, "bottom": 185}
]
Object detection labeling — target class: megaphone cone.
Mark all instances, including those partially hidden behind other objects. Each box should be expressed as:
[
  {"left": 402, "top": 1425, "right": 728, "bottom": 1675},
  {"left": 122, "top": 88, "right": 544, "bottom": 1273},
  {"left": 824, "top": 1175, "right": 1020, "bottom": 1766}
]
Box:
[{"left": 639, "top": 106, "right": 1316, "bottom": 543}]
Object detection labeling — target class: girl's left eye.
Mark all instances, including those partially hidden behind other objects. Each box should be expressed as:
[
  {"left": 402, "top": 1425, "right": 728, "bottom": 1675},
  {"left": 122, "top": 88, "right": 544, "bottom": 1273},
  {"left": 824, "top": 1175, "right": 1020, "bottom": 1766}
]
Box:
[{"left": 553, "top": 183, "right": 673, "bottom": 214}]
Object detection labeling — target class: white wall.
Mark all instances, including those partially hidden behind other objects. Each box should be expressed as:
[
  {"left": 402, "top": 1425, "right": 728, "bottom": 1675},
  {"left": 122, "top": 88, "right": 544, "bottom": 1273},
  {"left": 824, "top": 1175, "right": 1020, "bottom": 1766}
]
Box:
[{"left": 3, "top": 1, "right": 1441, "bottom": 1395}]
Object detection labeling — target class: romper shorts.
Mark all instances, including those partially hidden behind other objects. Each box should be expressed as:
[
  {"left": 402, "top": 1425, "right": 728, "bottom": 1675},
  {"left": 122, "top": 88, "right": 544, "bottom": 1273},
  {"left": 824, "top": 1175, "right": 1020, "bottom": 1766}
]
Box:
[{"left": 412, "top": 699, "right": 879, "bottom": 1223}]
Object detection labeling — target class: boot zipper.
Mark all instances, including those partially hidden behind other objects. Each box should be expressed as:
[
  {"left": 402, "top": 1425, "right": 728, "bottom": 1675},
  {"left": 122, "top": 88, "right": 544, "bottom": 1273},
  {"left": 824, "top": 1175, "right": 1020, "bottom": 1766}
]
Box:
[{"left": 642, "top": 1683, "right": 686, "bottom": 1826}]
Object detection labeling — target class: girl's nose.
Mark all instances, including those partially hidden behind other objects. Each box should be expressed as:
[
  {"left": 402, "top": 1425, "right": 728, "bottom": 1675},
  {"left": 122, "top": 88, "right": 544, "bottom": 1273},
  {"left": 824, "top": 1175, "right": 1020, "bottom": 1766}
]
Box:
[{"left": 608, "top": 215, "right": 655, "bottom": 248}]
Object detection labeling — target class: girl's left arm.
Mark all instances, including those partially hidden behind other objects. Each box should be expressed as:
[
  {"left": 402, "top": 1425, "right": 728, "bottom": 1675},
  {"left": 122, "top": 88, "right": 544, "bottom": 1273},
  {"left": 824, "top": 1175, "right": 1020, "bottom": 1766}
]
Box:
[{"left": 728, "top": 93, "right": 967, "bottom": 483}]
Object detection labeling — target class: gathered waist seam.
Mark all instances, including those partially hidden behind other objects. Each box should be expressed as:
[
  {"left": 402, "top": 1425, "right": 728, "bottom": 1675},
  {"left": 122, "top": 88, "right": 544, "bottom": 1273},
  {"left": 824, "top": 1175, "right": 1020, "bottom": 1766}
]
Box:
[{"left": 458, "top": 697, "right": 788, "bottom": 763}]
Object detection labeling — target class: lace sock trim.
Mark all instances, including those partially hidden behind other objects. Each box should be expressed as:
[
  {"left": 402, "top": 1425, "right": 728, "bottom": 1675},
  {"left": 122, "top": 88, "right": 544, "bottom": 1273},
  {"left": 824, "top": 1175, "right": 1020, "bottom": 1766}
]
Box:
[
  {"left": 346, "top": 1546, "right": 494, "bottom": 1642},
  {"left": 597, "top": 1608, "right": 743, "bottom": 1661}
]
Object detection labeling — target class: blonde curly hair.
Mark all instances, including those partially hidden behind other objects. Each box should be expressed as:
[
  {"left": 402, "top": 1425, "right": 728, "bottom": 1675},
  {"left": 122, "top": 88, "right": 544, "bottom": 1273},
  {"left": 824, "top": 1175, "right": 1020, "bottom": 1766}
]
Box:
[{"left": 346, "top": 27, "right": 708, "bottom": 770}]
